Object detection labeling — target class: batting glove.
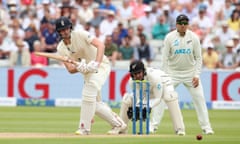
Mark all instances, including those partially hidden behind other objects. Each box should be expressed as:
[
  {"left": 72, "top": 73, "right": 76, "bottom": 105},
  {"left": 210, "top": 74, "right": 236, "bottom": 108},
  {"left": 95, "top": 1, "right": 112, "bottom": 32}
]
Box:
[
  {"left": 76, "top": 59, "right": 88, "bottom": 73},
  {"left": 86, "top": 61, "right": 99, "bottom": 73}
]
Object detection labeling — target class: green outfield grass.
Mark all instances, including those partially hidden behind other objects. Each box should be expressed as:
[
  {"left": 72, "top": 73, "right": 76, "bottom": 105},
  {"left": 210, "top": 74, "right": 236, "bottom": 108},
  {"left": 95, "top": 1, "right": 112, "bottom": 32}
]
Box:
[{"left": 0, "top": 107, "right": 239, "bottom": 144}]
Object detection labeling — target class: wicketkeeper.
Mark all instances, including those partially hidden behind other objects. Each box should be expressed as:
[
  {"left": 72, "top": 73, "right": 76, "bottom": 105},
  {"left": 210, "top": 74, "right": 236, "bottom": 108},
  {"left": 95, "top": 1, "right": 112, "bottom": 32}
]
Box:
[{"left": 119, "top": 60, "right": 185, "bottom": 135}]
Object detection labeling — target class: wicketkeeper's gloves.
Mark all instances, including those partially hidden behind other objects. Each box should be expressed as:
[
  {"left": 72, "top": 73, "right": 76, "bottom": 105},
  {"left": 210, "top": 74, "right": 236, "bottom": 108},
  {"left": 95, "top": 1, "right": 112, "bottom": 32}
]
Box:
[{"left": 127, "top": 106, "right": 151, "bottom": 121}]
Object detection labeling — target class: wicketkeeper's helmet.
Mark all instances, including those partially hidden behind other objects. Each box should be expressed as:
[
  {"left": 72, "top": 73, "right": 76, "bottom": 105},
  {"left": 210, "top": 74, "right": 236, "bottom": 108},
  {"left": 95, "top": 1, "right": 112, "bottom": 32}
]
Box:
[
  {"left": 55, "top": 16, "right": 72, "bottom": 32},
  {"left": 129, "top": 60, "right": 146, "bottom": 78}
]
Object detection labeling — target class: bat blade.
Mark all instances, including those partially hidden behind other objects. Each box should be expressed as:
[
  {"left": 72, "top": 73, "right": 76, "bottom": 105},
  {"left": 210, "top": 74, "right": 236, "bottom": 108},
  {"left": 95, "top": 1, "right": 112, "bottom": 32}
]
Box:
[{"left": 34, "top": 52, "right": 78, "bottom": 65}]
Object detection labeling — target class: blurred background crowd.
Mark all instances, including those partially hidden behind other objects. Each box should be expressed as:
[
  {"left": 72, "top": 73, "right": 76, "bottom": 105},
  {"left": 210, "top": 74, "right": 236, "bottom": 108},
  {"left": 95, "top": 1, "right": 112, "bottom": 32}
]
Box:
[{"left": 0, "top": 0, "right": 239, "bottom": 70}]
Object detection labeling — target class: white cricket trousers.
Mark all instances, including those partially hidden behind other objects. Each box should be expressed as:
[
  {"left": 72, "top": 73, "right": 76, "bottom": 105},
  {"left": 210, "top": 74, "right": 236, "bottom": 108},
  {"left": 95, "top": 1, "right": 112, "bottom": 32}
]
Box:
[{"left": 173, "top": 78, "right": 213, "bottom": 130}]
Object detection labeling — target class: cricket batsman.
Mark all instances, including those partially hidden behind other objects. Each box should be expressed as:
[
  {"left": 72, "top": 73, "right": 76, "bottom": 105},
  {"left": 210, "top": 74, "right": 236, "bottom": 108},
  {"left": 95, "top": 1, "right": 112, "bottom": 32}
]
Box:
[
  {"left": 119, "top": 60, "right": 185, "bottom": 135},
  {"left": 55, "top": 16, "right": 126, "bottom": 135}
]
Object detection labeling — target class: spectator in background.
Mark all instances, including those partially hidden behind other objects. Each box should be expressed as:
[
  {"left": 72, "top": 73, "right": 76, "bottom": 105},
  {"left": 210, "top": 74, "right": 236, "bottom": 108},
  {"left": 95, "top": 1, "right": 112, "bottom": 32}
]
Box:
[
  {"left": 127, "top": 26, "right": 140, "bottom": 47},
  {"left": 168, "top": 0, "right": 181, "bottom": 20},
  {"left": 117, "top": 0, "right": 134, "bottom": 27},
  {"left": 78, "top": 0, "right": 94, "bottom": 24},
  {"left": 232, "top": 35, "right": 240, "bottom": 54},
  {"left": 111, "top": 23, "right": 128, "bottom": 48},
  {"left": 40, "top": 20, "right": 58, "bottom": 53},
  {"left": 8, "top": 18, "right": 25, "bottom": 39},
  {"left": 0, "top": 25, "right": 13, "bottom": 45},
  {"left": 154, "top": 0, "right": 164, "bottom": 16},
  {"left": 221, "top": 0, "right": 236, "bottom": 20},
  {"left": 83, "top": 22, "right": 95, "bottom": 35},
  {"left": 181, "top": 2, "right": 198, "bottom": 22},
  {"left": 30, "top": 40, "right": 48, "bottom": 67},
  {"left": 36, "top": 0, "right": 57, "bottom": 21},
  {"left": 93, "top": 26, "right": 105, "bottom": 42},
  {"left": 73, "top": 0, "right": 83, "bottom": 9},
  {"left": 104, "top": 35, "right": 119, "bottom": 66},
  {"left": 189, "top": 20, "right": 203, "bottom": 37},
  {"left": 0, "top": 31, "right": 12, "bottom": 66},
  {"left": 202, "top": 43, "right": 219, "bottom": 69},
  {"left": 211, "top": 34, "right": 225, "bottom": 54},
  {"left": 136, "top": 24, "right": 147, "bottom": 38},
  {"left": 59, "top": 3, "right": 77, "bottom": 18},
  {"left": 151, "top": 14, "right": 170, "bottom": 40},
  {"left": 99, "top": 10, "right": 118, "bottom": 39},
  {"left": 234, "top": 2, "right": 240, "bottom": 15},
  {"left": 204, "top": 0, "right": 222, "bottom": 26},
  {"left": 227, "top": 9, "right": 240, "bottom": 33},
  {"left": 24, "top": 27, "right": 40, "bottom": 53},
  {"left": 8, "top": 4, "right": 19, "bottom": 20},
  {"left": 131, "top": 0, "right": 147, "bottom": 19},
  {"left": 9, "top": 39, "right": 31, "bottom": 67},
  {"left": 70, "top": 12, "right": 84, "bottom": 31},
  {"left": 134, "top": 33, "right": 154, "bottom": 65},
  {"left": 0, "top": 0, "right": 11, "bottom": 26},
  {"left": 191, "top": 4, "right": 212, "bottom": 34},
  {"left": 21, "top": 10, "right": 40, "bottom": 31},
  {"left": 39, "top": 10, "right": 51, "bottom": 34},
  {"left": 150, "top": 2, "right": 161, "bottom": 21},
  {"left": 162, "top": 5, "right": 176, "bottom": 31},
  {"left": 218, "top": 39, "right": 239, "bottom": 69},
  {"left": 138, "top": 6, "right": 157, "bottom": 39},
  {"left": 118, "top": 35, "right": 134, "bottom": 61},
  {"left": 99, "top": 0, "right": 117, "bottom": 13},
  {"left": 215, "top": 20, "right": 236, "bottom": 45},
  {"left": 88, "top": 0, "right": 100, "bottom": 9},
  {"left": 89, "top": 7, "right": 104, "bottom": 27},
  {"left": 116, "top": 23, "right": 128, "bottom": 42},
  {"left": 111, "top": 28, "right": 122, "bottom": 48}
]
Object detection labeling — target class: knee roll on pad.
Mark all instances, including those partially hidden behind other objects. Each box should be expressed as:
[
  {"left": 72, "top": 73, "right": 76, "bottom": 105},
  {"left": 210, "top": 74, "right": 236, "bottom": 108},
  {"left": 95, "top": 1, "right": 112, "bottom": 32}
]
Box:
[
  {"left": 95, "top": 102, "right": 111, "bottom": 113},
  {"left": 163, "top": 91, "right": 178, "bottom": 102},
  {"left": 82, "top": 83, "right": 98, "bottom": 102}
]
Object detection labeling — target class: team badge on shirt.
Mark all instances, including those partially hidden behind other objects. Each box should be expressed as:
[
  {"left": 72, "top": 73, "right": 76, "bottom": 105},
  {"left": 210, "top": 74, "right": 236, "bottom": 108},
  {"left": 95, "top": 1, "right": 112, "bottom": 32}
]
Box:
[
  {"left": 173, "top": 39, "right": 179, "bottom": 46},
  {"left": 187, "top": 40, "right": 192, "bottom": 44},
  {"left": 157, "top": 84, "right": 161, "bottom": 90}
]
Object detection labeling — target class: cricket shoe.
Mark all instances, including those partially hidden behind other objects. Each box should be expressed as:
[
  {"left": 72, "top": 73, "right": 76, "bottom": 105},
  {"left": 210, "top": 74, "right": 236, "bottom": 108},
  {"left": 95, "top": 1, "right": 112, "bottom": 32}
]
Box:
[
  {"left": 75, "top": 129, "right": 90, "bottom": 135},
  {"left": 176, "top": 129, "right": 185, "bottom": 136},
  {"left": 107, "top": 123, "right": 127, "bottom": 135},
  {"left": 149, "top": 125, "right": 158, "bottom": 133},
  {"left": 203, "top": 128, "right": 214, "bottom": 135}
]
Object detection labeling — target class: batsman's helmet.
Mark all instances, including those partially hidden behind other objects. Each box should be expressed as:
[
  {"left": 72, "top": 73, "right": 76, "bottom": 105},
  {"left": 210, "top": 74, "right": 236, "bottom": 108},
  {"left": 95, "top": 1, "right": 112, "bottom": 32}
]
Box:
[
  {"left": 55, "top": 16, "right": 72, "bottom": 32},
  {"left": 129, "top": 60, "right": 146, "bottom": 78}
]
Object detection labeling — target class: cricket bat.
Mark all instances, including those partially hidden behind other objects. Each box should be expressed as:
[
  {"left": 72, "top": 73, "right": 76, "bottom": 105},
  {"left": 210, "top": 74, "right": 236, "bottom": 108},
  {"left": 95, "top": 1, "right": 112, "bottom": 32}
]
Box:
[{"left": 34, "top": 52, "right": 79, "bottom": 65}]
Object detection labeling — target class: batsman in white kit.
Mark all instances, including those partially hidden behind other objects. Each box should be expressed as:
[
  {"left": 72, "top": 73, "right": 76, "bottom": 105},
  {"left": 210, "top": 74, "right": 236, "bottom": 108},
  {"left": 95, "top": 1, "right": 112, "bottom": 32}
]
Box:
[
  {"left": 152, "top": 14, "right": 214, "bottom": 135},
  {"left": 119, "top": 60, "right": 185, "bottom": 135},
  {"left": 55, "top": 16, "right": 126, "bottom": 135}
]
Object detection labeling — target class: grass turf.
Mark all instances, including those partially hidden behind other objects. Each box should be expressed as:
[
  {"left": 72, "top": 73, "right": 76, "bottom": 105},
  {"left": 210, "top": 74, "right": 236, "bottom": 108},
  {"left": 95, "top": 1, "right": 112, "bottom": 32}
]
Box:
[{"left": 0, "top": 107, "right": 239, "bottom": 144}]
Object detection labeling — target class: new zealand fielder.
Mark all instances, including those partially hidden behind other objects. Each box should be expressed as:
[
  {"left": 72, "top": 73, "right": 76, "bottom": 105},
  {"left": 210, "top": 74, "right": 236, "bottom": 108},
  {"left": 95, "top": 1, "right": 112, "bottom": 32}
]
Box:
[{"left": 154, "top": 14, "right": 214, "bottom": 135}]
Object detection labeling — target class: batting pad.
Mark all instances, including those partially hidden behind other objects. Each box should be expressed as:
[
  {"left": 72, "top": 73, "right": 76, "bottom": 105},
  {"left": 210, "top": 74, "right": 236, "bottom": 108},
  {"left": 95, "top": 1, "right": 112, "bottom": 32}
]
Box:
[
  {"left": 79, "top": 100, "right": 96, "bottom": 131},
  {"left": 95, "top": 102, "right": 124, "bottom": 127}
]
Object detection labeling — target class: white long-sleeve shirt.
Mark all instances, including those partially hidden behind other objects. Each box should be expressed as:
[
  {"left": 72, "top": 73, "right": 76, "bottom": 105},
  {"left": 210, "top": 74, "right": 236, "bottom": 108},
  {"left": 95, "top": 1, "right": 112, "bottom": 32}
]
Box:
[
  {"left": 129, "top": 67, "right": 174, "bottom": 108},
  {"left": 162, "top": 29, "right": 202, "bottom": 78}
]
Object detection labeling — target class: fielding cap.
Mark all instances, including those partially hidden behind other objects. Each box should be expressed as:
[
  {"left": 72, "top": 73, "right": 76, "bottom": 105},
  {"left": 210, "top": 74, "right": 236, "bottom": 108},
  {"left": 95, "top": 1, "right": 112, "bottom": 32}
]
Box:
[{"left": 176, "top": 14, "right": 189, "bottom": 22}]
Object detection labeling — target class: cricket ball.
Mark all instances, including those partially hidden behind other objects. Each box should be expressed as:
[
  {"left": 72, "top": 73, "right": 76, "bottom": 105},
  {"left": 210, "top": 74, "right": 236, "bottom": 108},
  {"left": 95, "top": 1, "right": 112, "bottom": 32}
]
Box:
[{"left": 196, "top": 134, "right": 202, "bottom": 140}]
